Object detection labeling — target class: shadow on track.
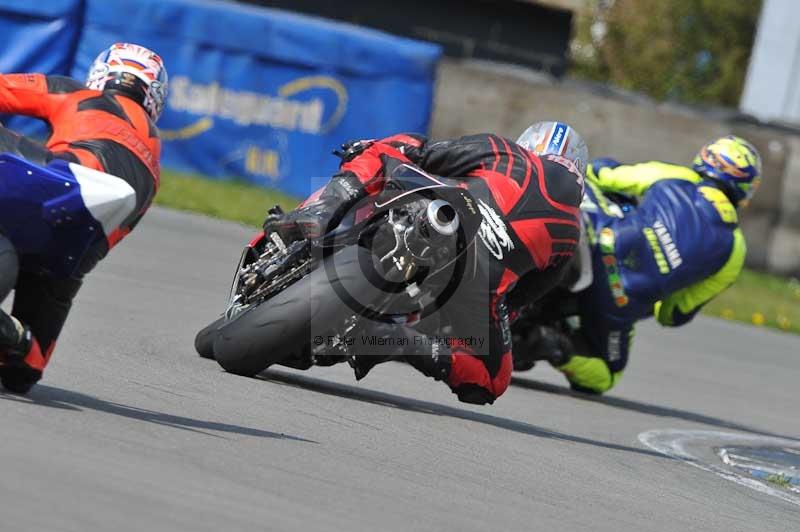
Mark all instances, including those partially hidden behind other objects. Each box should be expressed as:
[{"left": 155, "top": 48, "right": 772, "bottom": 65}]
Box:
[
  {"left": 0, "top": 385, "right": 316, "bottom": 443},
  {"left": 510, "top": 376, "right": 799, "bottom": 441},
  {"left": 259, "top": 370, "right": 666, "bottom": 460}
]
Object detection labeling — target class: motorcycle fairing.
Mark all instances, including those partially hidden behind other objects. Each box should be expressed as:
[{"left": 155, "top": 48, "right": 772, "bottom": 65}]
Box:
[{"left": 0, "top": 154, "right": 136, "bottom": 278}]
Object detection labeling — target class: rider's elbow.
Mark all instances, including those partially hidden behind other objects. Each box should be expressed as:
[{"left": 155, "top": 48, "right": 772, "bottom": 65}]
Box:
[{"left": 655, "top": 301, "right": 699, "bottom": 327}]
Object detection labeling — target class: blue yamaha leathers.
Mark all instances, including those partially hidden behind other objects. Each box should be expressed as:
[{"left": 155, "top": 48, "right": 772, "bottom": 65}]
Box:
[
  {"left": 0, "top": 154, "right": 136, "bottom": 279},
  {"left": 510, "top": 158, "right": 745, "bottom": 394}
]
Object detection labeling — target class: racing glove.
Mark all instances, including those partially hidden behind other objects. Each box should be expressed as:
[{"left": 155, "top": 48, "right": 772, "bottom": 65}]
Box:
[
  {"left": 333, "top": 139, "right": 376, "bottom": 163},
  {"left": 263, "top": 173, "right": 366, "bottom": 243}
]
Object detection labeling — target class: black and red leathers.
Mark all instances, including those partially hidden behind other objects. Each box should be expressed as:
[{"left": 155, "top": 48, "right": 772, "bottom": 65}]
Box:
[{"left": 330, "top": 133, "right": 583, "bottom": 404}]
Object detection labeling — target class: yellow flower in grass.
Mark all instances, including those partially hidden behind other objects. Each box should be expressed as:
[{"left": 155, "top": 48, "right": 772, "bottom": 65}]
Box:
[
  {"left": 751, "top": 312, "right": 766, "bottom": 326},
  {"left": 790, "top": 278, "right": 800, "bottom": 300},
  {"left": 777, "top": 316, "right": 791, "bottom": 330}
]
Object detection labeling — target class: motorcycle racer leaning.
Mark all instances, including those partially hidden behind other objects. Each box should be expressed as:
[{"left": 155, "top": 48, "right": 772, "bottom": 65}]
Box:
[
  {"left": 511, "top": 136, "right": 761, "bottom": 394},
  {"left": 0, "top": 43, "right": 167, "bottom": 393},
  {"left": 265, "top": 122, "right": 586, "bottom": 405}
]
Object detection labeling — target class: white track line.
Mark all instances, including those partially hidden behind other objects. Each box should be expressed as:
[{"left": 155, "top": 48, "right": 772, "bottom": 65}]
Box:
[{"left": 638, "top": 429, "right": 800, "bottom": 507}]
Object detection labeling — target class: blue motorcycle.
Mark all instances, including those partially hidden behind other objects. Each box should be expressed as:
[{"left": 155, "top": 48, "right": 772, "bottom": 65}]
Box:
[{"left": 0, "top": 153, "right": 136, "bottom": 283}]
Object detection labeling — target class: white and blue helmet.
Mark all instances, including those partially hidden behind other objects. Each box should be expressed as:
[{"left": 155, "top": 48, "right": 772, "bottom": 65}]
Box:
[{"left": 516, "top": 121, "right": 589, "bottom": 178}]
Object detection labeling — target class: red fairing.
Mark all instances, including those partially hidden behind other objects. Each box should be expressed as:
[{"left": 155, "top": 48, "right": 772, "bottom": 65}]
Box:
[{"left": 247, "top": 233, "right": 266, "bottom": 248}]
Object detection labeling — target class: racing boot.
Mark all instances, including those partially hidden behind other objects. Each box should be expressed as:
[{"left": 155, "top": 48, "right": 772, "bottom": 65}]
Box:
[
  {"left": 347, "top": 322, "right": 453, "bottom": 382},
  {"left": 404, "top": 342, "right": 451, "bottom": 382},
  {"left": 511, "top": 324, "right": 541, "bottom": 372},
  {"left": 408, "top": 347, "right": 504, "bottom": 405},
  {"left": 347, "top": 321, "right": 412, "bottom": 381},
  {"left": 512, "top": 325, "right": 573, "bottom": 371},
  {"left": 348, "top": 353, "right": 398, "bottom": 381},
  {"left": 351, "top": 322, "right": 497, "bottom": 405},
  {"left": 0, "top": 311, "right": 46, "bottom": 394}
]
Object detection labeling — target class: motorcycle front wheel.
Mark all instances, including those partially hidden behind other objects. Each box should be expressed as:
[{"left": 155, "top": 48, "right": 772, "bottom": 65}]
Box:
[{"left": 199, "top": 244, "right": 388, "bottom": 377}]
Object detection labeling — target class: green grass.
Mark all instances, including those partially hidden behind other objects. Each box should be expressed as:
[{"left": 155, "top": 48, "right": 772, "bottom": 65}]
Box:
[
  {"left": 703, "top": 269, "right": 800, "bottom": 335},
  {"left": 155, "top": 170, "right": 800, "bottom": 335},
  {"left": 765, "top": 473, "right": 792, "bottom": 489},
  {"left": 156, "top": 169, "right": 298, "bottom": 228}
]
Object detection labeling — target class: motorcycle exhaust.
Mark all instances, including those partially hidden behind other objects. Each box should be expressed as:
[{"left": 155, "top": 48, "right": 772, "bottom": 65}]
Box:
[
  {"left": 405, "top": 200, "right": 460, "bottom": 262},
  {"left": 425, "top": 199, "right": 460, "bottom": 237}
]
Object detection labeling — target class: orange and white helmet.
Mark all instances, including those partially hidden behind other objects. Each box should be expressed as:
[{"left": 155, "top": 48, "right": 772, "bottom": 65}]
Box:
[{"left": 86, "top": 43, "right": 168, "bottom": 122}]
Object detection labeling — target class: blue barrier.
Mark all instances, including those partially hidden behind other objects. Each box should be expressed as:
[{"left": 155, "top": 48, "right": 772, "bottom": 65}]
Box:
[
  {"left": 0, "top": 0, "right": 83, "bottom": 135},
  {"left": 72, "top": 0, "right": 442, "bottom": 197}
]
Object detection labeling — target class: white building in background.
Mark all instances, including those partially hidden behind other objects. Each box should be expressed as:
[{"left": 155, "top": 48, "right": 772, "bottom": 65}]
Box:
[{"left": 740, "top": 0, "right": 800, "bottom": 125}]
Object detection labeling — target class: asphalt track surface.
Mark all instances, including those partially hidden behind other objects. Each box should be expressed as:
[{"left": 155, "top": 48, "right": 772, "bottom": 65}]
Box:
[{"left": 2, "top": 207, "right": 799, "bottom": 532}]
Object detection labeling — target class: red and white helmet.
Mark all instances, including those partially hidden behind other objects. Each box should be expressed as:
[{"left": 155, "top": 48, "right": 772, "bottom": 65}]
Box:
[{"left": 86, "top": 43, "right": 168, "bottom": 123}]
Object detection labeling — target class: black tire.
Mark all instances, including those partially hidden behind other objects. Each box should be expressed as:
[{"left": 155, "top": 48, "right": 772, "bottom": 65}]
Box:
[
  {"left": 195, "top": 316, "right": 225, "bottom": 359},
  {"left": 0, "top": 233, "right": 19, "bottom": 304},
  {"left": 0, "top": 366, "right": 39, "bottom": 394},
  {"left": 211, "top": 245, "right": 388, "bottom": 377}
]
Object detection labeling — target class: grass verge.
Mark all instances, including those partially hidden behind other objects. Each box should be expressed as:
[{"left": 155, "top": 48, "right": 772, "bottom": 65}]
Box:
[
  {"left": 156, "top": 170, "right": 299, "bottom": 228},
  {"left": 703, "top": 269, "right": 800, "bottom": 335},
  {"left": 156, "top": 170, "right": 800, "bottom": 335}
]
